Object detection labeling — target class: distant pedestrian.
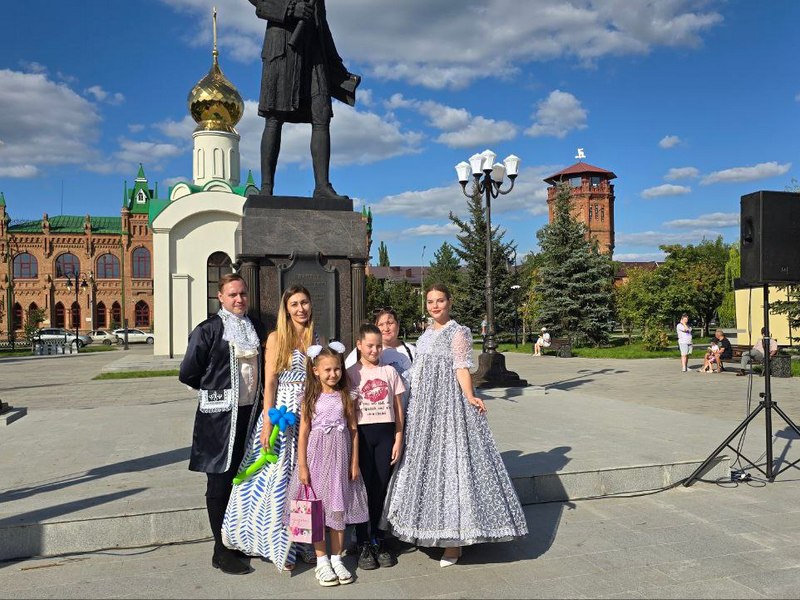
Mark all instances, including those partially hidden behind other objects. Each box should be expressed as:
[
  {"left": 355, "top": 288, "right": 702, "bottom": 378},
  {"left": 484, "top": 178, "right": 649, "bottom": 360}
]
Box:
[
  {"left": 737, "top": 327, "right": 778, "bottom": 376},
  {"left": 178, "top": 273, "right": 267, "bottom": 575},
  {"left": 676, "top": 314, "right": 693, "bottom": 372}
]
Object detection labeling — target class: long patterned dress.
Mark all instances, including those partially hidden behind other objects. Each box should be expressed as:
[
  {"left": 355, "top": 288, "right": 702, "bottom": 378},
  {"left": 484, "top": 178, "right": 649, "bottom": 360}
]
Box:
[
  {"left": 222, "top": 348, "right": 306, "bottom": 569},
  {"left": 381, "top": 320, "right": 528, "bottom": 547}
]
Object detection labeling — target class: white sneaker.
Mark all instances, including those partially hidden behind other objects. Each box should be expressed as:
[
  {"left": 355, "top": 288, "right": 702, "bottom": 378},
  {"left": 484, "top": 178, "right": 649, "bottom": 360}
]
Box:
[
  {"left": 315, "top": 563, "right": 339, "bottom": 587},
  {"left": 331, "top": 561, "right": 353, "bottom": 584}
]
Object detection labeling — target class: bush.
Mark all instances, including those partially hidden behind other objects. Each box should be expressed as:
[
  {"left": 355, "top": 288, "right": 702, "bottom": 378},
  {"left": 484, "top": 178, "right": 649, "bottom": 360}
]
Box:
[{"left": 641, "top": 325, "right": 669, "bottom": 351}]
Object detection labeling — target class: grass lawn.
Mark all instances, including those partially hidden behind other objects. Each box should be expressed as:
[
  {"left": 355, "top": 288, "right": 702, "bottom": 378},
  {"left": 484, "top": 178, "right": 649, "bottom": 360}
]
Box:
[
  {"left": 472, "top": 337, "right": 679, "bottom": 359},
  {"left": 93, "top": 369, "right": 179, "bottom": 380}
]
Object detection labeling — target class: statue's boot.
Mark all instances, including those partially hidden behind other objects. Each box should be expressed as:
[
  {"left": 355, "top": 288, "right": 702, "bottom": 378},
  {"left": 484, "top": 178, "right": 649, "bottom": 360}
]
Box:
[
  {"left": 311, "top": 124, "right": 349, "bottom": 201},
  {"left": 313, "top": 183, "right": 350, "bottom": 201}
]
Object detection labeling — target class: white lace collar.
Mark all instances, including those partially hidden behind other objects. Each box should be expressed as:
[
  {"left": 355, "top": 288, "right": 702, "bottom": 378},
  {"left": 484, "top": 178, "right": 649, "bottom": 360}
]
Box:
[{"left": 218, "top": 308, "right": 260, "bottom": 358}]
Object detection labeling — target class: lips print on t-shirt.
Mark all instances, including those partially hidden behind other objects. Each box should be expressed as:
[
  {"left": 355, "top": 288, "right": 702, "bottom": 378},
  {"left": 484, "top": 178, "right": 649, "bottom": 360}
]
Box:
[{"left": 362, "top": 378, "right": 389, "bottom": 403}]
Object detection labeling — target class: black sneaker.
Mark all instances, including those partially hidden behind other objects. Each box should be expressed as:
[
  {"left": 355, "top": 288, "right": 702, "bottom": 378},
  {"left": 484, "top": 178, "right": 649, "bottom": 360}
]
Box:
[
  {"left": 357, "top": 542, "right": 378, "bottom": 570},
  {"left": 374, "top": 540, "right": 396, "bottom": 568}
]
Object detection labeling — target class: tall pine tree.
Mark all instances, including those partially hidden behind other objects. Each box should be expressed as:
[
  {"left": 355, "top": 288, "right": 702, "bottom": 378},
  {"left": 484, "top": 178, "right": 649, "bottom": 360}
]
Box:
[
  {"left": 423, "top": 242, "right": 462, "bottom": 291},
  {"left": 534, "top": 183, "right": 614, "bottom": 346},
  {"left": 449, "top": 184, "right": 517, "bottom": 333},
  {"left": 378, "top": 241, "right": 390, "bottom": 266}
]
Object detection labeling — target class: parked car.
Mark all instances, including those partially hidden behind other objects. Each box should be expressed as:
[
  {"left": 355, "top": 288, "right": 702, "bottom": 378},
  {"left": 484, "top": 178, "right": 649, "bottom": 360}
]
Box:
[
  {"left": 88, "top": 329, "right": 118, "bottom": 345},
  {"left": 113, "top": 328, "right": 155, "bottom": 345},
  {"left": 35, "top": 328, "right": 93, "bottom": 349}
]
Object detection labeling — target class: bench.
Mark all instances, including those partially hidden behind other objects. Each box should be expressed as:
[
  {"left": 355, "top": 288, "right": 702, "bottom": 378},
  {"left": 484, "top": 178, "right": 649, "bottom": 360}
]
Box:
[
  {"left": 542, "top": 337, "right": 572, "bottom": 358},
  {"left": 718, "top": 344, "right": 791, "bottom": 377}
]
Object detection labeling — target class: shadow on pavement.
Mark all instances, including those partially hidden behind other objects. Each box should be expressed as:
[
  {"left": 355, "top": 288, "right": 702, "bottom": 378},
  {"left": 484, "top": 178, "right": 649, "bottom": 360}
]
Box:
[
  {"left": 0, "top": 447, "right": 190, "bottom": 505},
  {"left": 543, "top": 367, "right": 629, "bottom": 392}
]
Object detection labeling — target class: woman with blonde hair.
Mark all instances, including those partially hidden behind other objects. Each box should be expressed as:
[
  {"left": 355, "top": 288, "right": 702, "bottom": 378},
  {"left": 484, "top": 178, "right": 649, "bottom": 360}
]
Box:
[{"left": 223, "top": 285, "right": 318, "bottom": 571}]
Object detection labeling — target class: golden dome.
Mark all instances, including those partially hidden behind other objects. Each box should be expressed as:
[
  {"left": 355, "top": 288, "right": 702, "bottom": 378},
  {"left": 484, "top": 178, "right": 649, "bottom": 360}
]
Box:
[{"left": 187, "top": 11, "right": 243, "bottom": 133}]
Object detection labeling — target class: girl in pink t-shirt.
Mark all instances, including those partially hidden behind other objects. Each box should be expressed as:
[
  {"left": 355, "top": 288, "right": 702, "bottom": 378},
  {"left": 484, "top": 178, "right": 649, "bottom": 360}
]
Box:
[{"left": 346, "top": 323, "right": 406, "bottom": 571}]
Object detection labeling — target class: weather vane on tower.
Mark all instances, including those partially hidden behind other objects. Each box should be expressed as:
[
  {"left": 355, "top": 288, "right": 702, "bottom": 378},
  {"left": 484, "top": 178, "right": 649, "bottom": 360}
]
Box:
[{"left": 575, "top": 148, "right": 586, "bottom": 160}]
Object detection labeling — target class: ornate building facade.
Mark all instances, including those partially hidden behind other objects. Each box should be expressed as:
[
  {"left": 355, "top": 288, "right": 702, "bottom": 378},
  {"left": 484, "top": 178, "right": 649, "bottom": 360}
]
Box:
[
  {"left": 543, "top": 160, "right": 616, "bottom": 255},
  {"left": 0, "top": 171, "right": 154, "bottom": 338}
]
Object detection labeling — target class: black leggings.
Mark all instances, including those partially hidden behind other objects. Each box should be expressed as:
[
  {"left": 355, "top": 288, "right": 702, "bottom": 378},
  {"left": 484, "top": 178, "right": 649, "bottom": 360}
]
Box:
[{"left": 356, "top": 423, "right": 396, "bottom": 544}]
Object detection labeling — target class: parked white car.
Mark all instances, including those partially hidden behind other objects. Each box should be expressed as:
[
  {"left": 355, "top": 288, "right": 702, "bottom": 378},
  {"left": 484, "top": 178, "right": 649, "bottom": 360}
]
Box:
[
  {"left": 113, "top": 328, "right": 155, "bottom": 345},
  {"left": 35, "top": 328, "right": 93, "bottom": 349},
  {"left": 88, "top": 329, "right": 118, "bottom": 345}
]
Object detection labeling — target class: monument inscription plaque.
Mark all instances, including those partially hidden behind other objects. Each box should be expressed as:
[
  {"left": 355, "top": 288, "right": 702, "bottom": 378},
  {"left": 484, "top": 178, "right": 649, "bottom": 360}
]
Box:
[{"left": 278, "top": 253, "right": 337, "bottom": 342}]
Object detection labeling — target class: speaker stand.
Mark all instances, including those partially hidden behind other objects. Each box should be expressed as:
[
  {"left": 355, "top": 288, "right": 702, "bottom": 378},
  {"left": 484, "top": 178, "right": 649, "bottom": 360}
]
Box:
[{"left": 684, "top": 284, "right": 800, "bottom": 485}]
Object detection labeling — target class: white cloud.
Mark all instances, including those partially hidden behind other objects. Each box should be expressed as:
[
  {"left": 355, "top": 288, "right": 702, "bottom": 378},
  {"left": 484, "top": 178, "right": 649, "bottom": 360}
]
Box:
[
  {"left": 641, "top": 184, "right": 691, "bottom": 199},
  {"left": 389, "top": 94, "right": 517, "bottom": 148},
  {"left": 525, "top": 90, "right": 587, "bottom": 139},
  {"left": 370, "top": 165, "right": 556, "bottom": 220},
  {"left": 19, "top": 60, "right": 48, "bottom": 74},
  {"left": 86, "top": 138, "right": 185, "bottom": 174},
  {"left": 664, "top": 212, "right": 739, "bottom": 229},
  {"left": 0, "top": 69, "right": 101, "bottom": 171},
  {"left": 85, "top": 85, "right": 125, "bottom": 105},
  {"left": 701, "top": 161, "right": 792, "bottom": 184},
  {"left": 617, "top": 229, "right": 722, "bottom": 247},
  {"left": 159, "top": 0, "right": 723, "bottom": 88},
  {"left": 156, "top": 115, "right": 196, "bottom": 139},
  {"left": 161, "top": 175, "right": 190, "bottom": 188},
  {"left": 236, "top": 100, "right": 422, "bottom": 169},
  {"left": 400, "top": 223, "right": 461, "bottom": 237},
  {"left": 128, "top": 124, "right": 146, "bottom": 133},
  {"left": 664, "top": 166, "right": 699, "bottom": 180},
  {"left": 0, "top": 165, "right": 39, "bottom": 178},
  {"left": 659, "top": 135, "right": 681, "bottom": 149},
  {"left": 795, "top": 92, "right": 800, "bottom": 102},
  {"left": 614, "top": 252, "right": 666, "bottom": 262}
]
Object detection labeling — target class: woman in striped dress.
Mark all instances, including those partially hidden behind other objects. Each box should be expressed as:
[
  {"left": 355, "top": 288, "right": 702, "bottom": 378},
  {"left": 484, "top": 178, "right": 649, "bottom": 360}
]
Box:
[{"left": 223, "top": 285, "right": 316, "bottom": 571}]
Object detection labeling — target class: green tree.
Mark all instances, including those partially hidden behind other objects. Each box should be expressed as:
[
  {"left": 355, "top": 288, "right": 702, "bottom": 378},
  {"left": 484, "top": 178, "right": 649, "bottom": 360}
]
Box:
[
  {"left": 365, "top": 274, "right": 389, "bottom": 319},
  {"left": 449, "top": 184, "right": 516, "bottom": 332},
  {"left": 718, "top": 244, "right": 740, "bottom": 327},
  {"left": 378, "top": 241, "right": 390, "bottom": 267},
  {"left": 534, "top": 183, "right": 614, "bottom": 346},
  {"left": 614, "top": 267, "right": 660, "bottom": 338},
  {"left": 23, "top": 306, "right": 46, "bottom": 344},
  {"left": 423, "top": 242, "right": 461, "bottom": 291},
  {"left": 385, "top": 280, "right": 419, "bottom": 336}
]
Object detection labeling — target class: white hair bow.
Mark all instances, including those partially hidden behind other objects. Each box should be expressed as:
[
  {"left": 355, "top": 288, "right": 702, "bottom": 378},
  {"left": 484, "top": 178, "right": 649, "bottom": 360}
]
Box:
[{"left": 307, "top": 341, "right": 346, "bottom": 360}]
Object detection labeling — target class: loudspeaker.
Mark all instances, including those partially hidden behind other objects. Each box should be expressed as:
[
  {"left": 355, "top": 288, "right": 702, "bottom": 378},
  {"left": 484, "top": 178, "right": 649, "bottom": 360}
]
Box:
[{"left": 740, "top": 190, "right": 800, "bottom": 285}]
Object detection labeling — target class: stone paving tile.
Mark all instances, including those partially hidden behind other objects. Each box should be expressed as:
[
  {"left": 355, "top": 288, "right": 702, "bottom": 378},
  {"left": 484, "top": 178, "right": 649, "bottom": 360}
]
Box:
[
  {"left": 642, "top": 577, "right": 766, "bottom": 599},
  {"left": 652, "top": 554, "right": 764, "bottom": 583},
  {"left": 731, "top": 566, "right": 800, "bottom": 599},
  {"left": 563, "top": 565, "right": 677, "bottom": 597},
  {"left": 736, "top": 546, "right": 800, "bottom": 571}
]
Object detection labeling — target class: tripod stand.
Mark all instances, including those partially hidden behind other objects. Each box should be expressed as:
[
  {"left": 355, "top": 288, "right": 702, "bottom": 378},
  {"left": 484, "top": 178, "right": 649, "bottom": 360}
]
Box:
[{"left": 684, "top": 284, "right": 800, "bottom": 485}]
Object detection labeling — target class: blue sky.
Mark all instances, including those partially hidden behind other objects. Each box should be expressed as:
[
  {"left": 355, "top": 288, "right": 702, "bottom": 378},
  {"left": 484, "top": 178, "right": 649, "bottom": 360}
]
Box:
[{"left": 1, "top": 0, "right": 798, "bottom": 265}]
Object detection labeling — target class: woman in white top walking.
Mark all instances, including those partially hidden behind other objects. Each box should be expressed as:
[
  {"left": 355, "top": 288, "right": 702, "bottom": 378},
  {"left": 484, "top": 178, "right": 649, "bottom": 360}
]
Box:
[{"left": 676, "top": 314, "right": 693, "bottom": 372}]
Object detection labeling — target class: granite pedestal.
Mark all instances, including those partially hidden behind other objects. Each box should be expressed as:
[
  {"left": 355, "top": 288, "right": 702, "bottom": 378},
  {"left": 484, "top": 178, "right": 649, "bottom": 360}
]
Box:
[{"left": 237, "top": 195, "right": 368, "bottom": 349}]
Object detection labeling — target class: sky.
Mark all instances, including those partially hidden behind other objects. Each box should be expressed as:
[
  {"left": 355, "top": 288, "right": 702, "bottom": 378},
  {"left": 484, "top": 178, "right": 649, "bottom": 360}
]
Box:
[{"left": 1, "top": 0, "right": 798, "bottom": 265}]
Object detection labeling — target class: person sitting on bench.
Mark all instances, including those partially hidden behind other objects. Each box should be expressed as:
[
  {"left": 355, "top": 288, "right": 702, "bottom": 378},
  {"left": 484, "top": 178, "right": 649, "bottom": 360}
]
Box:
[
  {"left": 737, "top": 327, "right": 778, "bottom": 376},
  {"left": 533, "top": 327, "right": 551, "bottom": 356},
  {"left": 713, "top": 329, "right": 732, "bottom": 372}
]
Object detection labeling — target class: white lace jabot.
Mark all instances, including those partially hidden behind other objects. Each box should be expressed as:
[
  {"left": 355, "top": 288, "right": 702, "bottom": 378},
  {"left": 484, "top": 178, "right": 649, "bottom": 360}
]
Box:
[{"left": 218, "top": 308, "right": 260, "bottom": 358}]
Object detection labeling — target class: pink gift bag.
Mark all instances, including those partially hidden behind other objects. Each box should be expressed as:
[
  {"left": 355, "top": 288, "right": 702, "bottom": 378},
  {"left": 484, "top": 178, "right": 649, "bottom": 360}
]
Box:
[{"left": 288, "top": 484, "right": 325, "bottom": 544}]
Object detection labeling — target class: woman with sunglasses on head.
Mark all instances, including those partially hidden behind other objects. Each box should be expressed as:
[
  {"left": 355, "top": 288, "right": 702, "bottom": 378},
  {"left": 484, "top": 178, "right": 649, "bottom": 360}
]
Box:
[
  {"left": 345, "top": 308, "right": 415, "bottom": 407},
  {"left": 381, "top": 283, "right": 527, "bottom": 568}
]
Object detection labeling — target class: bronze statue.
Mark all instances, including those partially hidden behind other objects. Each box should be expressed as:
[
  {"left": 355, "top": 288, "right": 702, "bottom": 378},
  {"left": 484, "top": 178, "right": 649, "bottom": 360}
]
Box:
[{"left": 248, "top": 0, "right": 360, "bottom": 200}]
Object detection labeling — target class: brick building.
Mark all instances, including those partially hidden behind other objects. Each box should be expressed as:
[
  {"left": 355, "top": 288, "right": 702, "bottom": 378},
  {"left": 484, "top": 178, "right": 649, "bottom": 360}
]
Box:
[
  {"left": 544, "top": 160, "right": 616, "bottom": 255},
  {"left": 0, "top": 167, "right": 154, "bottom": 338}
]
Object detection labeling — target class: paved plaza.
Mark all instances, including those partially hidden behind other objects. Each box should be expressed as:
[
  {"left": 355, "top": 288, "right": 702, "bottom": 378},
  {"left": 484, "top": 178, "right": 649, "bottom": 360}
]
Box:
[{"left": 2, "top": 346, "right": 800, "bottom": 598}]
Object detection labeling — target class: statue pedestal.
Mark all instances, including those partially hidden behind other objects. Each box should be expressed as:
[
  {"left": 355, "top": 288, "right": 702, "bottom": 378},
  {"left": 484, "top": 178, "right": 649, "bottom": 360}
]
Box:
[
  {"left": 237, "top": 195, "right": 368, "bottom": 349},
  {"left": 471, "top": 352, "right": 528, "bottom": 389}
]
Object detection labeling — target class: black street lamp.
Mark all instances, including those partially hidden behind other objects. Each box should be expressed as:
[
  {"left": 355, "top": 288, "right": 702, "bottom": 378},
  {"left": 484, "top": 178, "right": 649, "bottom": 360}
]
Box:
[
  {"left": 511, "top": 284, "right": 521, "bottom": 348},
  {"left": 65, "top": 272, "right": 89, "bottom": 351},
  {"left": 455, "top": 150, "right": 527, "bottom": 389}
]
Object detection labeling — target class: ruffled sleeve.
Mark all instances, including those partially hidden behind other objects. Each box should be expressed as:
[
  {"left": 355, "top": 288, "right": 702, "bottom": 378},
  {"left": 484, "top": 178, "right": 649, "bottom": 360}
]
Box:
[{"left": 451, "top": 324, "right": 474, "bottom": 370}]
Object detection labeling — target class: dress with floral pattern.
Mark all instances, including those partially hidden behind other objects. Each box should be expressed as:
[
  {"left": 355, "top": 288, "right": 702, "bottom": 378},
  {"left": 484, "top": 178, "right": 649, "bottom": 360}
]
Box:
[{"left": 381, "top": 320, "right": 528, "bottom": 547}]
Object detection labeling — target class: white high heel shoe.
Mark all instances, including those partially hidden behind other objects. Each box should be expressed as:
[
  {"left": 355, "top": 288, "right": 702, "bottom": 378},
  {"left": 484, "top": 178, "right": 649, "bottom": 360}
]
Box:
[{"left": 439, "top": 547, "right": 462, "bottom": 568}]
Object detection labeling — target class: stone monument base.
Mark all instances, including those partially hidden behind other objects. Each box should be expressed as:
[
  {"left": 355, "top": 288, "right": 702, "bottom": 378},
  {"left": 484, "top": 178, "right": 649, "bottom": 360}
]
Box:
[
  {"left": 471, "top": 352, "right": 528, "bottom": 389},
  {"left": 237, "top": 195, "right": 368, "bottom": 349}
]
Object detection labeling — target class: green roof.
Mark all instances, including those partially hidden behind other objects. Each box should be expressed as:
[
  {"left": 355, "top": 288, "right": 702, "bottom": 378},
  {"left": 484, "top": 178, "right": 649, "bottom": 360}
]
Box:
[
  {"left": 9, "top": 215, "right": 123, "bottom": 234},
  {"left": 0, "top": 192, "right": 6, "bottom": 207}
]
